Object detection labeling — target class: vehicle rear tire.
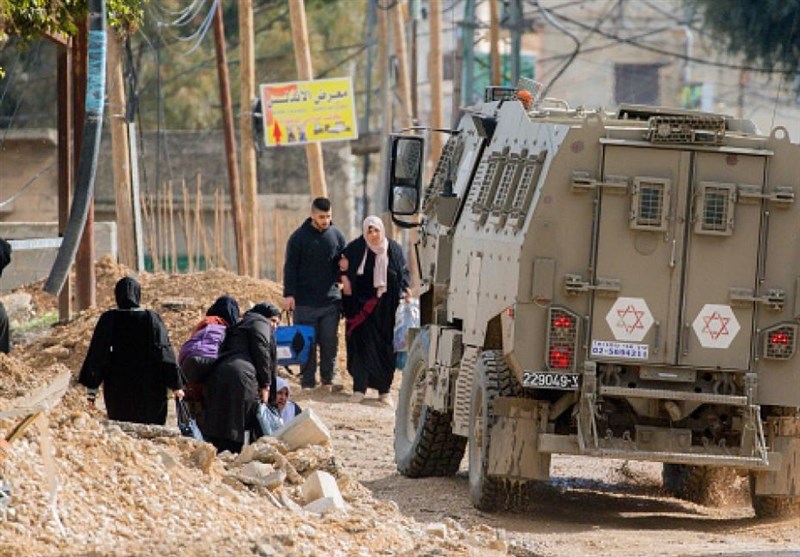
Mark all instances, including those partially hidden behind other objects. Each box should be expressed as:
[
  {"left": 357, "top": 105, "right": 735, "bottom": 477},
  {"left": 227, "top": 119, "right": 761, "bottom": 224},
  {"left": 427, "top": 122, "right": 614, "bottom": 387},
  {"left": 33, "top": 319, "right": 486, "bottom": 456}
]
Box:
[
  {"left": 662, "top": 464, "right": 737, "bottom": 507},
  {"left": 748, "top": 473, "right": 800, "bottom": 518},
  {"left": 395, "top": 328, "right": 467, "bottom": 478},
  {"left": 468, "top": 350, "right": 522, "bottom": 511}
]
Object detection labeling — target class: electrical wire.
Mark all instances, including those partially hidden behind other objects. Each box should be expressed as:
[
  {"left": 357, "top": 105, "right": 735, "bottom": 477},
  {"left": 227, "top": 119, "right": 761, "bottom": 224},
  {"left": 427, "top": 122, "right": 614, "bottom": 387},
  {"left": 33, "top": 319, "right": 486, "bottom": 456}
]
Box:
[
  {"left": 536, "top": 0, "right": 615, "bottom": 97},
  {"left": 0, "top": 162, "right": 55, "bottom": 209},
  {"left": 532, "top": 1, "right": 795, "bottom": 74},
  {"left": 770, "top": 6, "right": 800, "bottom": 129}
]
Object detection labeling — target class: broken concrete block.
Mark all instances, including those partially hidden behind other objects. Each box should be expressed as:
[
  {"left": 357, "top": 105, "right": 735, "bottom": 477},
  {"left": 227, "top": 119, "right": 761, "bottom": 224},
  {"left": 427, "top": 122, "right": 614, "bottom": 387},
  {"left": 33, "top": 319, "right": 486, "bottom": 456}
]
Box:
[
  {"left": 275, "top": 409, "right": 330, "bottom": 450},
  {"left": 280, "top": 491, "right": 304, "bottom": 515},
  {"left": 303, "top": 496, "right": 346, "bottom": 515},
  {"left": 241, "top": 461, "right": 275, "bottom": 480},
  {"left": 301, "top": 471, "right": 345, "bottom": 509},
  {"left": 425, "top": 523, "right": 447, "bottom": 538},
  {"left": 261, "top": 470, "right": 287, "bottom": 490}
]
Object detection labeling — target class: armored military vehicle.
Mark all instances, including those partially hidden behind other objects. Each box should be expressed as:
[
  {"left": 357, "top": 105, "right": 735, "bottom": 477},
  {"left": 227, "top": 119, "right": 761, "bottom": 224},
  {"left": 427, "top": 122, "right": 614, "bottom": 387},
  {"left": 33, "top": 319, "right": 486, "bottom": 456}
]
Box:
[{"left": 387, "top": 87, "right": 800, "bottom": 518}]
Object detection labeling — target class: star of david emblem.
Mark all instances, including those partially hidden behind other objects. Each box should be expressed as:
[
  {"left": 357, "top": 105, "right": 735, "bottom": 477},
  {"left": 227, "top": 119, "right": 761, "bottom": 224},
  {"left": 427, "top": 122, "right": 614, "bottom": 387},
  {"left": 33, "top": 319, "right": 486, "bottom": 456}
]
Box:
[
  {"left": 692, "top": 304, "right": 740, "bottom": 349},
  {"left": 616, "top": 304, "right": 645, "bottom": 334},
  {"left": 702, "top": 311, "right": 730, "bottom": 340},
  {"left": 605, "top": 297, "right": 654, "bottom": 342}
]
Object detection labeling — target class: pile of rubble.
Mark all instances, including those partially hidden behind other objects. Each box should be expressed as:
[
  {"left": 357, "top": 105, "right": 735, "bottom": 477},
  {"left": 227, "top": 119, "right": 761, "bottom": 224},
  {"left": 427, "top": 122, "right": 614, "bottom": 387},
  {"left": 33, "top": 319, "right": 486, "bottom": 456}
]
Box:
[{"left": 0, "top": 262, "right": 509, "bottom": 556}]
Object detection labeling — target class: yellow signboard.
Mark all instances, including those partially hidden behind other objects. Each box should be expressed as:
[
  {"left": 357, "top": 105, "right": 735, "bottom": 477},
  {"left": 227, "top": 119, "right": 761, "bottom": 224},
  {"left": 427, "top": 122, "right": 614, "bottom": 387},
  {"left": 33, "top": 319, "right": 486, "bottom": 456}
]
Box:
[{"left": 260, "top": 77, "right": 358, "bottom": 147}]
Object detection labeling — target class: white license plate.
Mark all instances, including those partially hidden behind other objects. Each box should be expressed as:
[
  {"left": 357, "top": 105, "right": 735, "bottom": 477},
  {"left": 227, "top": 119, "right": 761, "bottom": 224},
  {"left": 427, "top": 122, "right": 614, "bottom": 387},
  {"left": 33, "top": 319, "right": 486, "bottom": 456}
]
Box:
[
  {"left": 522, "top": 371, "right": 580, "bottom": 390},
  {"left": 590, "top": 340, "right": 649, "bottom": 360}
]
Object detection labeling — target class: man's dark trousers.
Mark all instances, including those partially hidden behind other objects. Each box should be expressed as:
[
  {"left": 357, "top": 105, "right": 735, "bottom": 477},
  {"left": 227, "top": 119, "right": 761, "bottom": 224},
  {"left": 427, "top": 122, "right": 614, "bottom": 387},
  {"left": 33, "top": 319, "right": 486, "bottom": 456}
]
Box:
[{"left": 295, "top": 302, "right": 340, "bottom": 388}]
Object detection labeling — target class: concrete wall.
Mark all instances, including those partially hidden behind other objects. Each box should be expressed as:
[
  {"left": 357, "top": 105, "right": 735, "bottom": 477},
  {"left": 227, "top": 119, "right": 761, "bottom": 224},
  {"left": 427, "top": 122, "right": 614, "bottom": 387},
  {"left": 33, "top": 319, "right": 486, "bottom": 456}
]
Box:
[
  {"left": 0, "top": 129, "right": 59, "bottom": 221},
  {"left": 0, "top": 221, "right": 117, "bottom": 291}
]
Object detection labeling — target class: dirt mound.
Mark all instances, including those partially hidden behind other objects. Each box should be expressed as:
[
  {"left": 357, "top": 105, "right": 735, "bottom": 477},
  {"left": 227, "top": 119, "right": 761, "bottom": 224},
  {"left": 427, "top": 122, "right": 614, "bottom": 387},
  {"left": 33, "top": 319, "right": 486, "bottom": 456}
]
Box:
[{"left": 0, "top": 260, "right": 506, "bottom": 556}]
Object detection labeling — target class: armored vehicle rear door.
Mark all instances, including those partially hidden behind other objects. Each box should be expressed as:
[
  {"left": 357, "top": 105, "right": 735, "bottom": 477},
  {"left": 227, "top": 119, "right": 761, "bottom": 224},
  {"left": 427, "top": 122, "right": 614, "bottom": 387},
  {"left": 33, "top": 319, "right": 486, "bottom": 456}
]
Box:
[
  {"left": 590, "top": 146, "right": 687, "bottom": 366},
  {"left": 679, "top": 152, "right": 765, "bottom": 369},
  {"left": 590, "top": 145, "right": 764, "bottom": 369}
]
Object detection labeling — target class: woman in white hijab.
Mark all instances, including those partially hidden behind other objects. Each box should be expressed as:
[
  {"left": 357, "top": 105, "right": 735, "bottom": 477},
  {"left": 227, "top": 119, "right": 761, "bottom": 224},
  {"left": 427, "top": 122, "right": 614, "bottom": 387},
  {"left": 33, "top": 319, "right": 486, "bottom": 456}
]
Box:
[
  {"left": 340, "top": 216, "right": 410, "bottom": 406},
  {"left": 274, "top": 376, "right": 302, "bottom": 424}
]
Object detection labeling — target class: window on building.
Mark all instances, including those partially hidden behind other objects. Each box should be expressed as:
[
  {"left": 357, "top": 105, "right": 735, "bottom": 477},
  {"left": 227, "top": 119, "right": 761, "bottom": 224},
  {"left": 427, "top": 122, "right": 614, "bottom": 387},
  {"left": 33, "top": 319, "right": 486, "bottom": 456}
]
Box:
[{"left": 614, "top": 63, "right": 660, "bottom": 105}]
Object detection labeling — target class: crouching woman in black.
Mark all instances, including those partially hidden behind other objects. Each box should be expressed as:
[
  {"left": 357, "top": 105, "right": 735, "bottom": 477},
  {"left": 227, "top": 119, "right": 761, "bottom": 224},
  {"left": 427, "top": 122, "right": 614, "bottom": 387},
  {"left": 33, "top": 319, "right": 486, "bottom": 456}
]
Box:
[{"left": 202, "top": 303, "right": 281, "bottom": 453}]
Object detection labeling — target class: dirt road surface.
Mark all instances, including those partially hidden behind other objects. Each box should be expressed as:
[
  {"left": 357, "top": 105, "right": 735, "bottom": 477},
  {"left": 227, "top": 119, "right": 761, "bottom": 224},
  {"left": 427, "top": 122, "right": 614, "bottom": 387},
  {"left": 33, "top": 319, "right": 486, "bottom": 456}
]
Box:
[
  {"left": 303, "top": 386, "right": 800, "bottom": 557},
  {"left": 2, "top": 262, "right": 798, "bottom": 556}
]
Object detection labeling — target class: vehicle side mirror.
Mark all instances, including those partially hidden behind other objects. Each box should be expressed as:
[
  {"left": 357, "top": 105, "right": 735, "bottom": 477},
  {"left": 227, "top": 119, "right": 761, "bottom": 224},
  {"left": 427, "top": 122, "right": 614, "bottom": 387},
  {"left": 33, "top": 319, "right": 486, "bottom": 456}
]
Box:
[{"left": 388, "top": 135, "right": 424, "bottom": 216}]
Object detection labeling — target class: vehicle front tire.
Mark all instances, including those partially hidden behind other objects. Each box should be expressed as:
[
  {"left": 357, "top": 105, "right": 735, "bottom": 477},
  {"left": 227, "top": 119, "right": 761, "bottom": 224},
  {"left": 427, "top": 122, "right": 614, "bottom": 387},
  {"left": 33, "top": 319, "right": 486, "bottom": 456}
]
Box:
[
  {"left": 395, "top": 328, "right": 467, "bottom": 478},
  {"left": 468, "top": 350, "right": 521, "bottom": 511}
]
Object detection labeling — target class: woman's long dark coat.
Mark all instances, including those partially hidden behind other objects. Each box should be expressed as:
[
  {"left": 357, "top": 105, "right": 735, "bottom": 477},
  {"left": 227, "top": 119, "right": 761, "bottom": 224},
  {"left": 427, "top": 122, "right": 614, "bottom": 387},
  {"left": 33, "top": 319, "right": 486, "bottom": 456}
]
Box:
[
  {"left": 78, "top": 277, "right": 183, "bottom": 425},
  {"left": 342, "top": 237, "right": 409, "bottom": 394},
  {"left": 202, "top": 311, "right": 277, "bottom": 444}
]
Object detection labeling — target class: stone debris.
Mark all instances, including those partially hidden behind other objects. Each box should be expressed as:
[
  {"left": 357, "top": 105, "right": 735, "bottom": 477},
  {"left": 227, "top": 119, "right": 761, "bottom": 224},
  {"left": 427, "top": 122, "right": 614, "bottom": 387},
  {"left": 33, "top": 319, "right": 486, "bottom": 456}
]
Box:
[
  {"left": 0, "top": 262, "right": 509, "bottom": 556},
  {"left": 276, "top": 408, "right": 331, "bottom": 450},
  {"left": 301, "top": 470, "right": 346, "bottom": 509}
]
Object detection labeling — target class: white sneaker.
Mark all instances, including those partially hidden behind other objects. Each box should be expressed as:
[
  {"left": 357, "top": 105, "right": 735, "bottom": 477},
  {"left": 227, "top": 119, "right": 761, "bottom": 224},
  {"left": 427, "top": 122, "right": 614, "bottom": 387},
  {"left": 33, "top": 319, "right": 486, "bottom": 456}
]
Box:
[
  {"left": 378, "top": 394, "right": 394, "bottom": 408},
  {"left": 350, "top": 392, "right": 365, "bottom": 403}
]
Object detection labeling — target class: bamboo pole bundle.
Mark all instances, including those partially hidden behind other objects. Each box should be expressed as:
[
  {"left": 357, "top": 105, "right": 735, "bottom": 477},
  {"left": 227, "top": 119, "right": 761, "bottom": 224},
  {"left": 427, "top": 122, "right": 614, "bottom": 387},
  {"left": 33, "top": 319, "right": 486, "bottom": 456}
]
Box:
[
  {"left": 181, "top": 180, "right": 193, "bottom": 273},
  {"left": 196, "top": 176, "right": 211, "bottom": 270},
  {"left": 255, "top": 204, "right": 264, "bottom": 278},
  {"left": 168, "top": 180, "right": 177, "bottom": 273},
  {"left": 142, "top": 192, "right": 160, "bottom": 272},
  {"left": 221, "top": 199, "right": 231, "bottom": 270},
  {"left": 158, "top": 184, "right": 166, "bottom": 272},
  {"left": 272, "top": 210, "right": 280, "bottom": 282},
  {"left": 214, "top": 188, "right": 223, "bottom": 269}
]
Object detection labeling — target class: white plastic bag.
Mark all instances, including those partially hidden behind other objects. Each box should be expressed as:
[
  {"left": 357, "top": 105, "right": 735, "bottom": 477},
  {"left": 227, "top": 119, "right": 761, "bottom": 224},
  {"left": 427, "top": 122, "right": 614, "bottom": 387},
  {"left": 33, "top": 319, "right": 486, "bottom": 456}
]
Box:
[
  {"left": 257, "top": 403, "right": 284, "bottom": 436},
  {"left": 394, "top": 298, "right": 420, "bottom": 353}
]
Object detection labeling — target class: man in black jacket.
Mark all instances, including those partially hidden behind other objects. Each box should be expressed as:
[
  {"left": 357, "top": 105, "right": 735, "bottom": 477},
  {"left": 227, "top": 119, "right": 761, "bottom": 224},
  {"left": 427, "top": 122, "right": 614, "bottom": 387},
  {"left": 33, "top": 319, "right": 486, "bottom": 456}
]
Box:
[{"left": 282, "top": 197, "right": 346, "bottom": 391}]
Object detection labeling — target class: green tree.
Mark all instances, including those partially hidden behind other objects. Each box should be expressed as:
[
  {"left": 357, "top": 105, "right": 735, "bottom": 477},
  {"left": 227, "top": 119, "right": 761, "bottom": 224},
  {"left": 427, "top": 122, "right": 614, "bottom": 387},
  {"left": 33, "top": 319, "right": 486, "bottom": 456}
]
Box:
[
  {"left": 0, "top": 0, "right": 146, "bottom": 40},
  {"left": 691, "top": 0, "right": 800, "bottom": 73}
]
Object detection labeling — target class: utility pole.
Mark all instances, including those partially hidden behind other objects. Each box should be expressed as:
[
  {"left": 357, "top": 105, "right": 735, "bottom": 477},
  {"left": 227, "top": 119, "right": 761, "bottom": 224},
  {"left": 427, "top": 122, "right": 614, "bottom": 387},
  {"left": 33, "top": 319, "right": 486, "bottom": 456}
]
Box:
[
  {"left": 56, "top": 42, "right": 73, "bottom": 321},
  {"left": 409, "top": 0, "right": 419, "bottom": 121},
  {"left": 460, "top": 0, "right": 476, "bottom": 110},
  {"left": 213, "top": 0, "right": 247, "bottom": 275},
  {"left": 46, "top": 0, "right": 106, "bottom": 302},
  {"left": 489, "top": 0, "right": 502, "bottom": 85},
  {"left": 239, "top": 0, "right": 259, "bottom": 277},
  {"left": 360, "top": 0, "right": 377, "bottom": 222},
  {"left": 428, "top": 0, "right": 445, "bottom": 166},
  {"left": 509, "top": 0, "right": 523, "bottom": 85},
  {"left": 377, "top": 1, "right": 392, "bottom": 215},
  {"left": 390, "top": 1, "right": 413, "bottom": 129},
  {"left": 289, "top": 0, "right": 327, "bottom": 199},
  {"left": 74, "top": 19, "right": 95, "bottom": 310},
  {"left": 107, "top": 29, "right": 136, "bottom": 268}
]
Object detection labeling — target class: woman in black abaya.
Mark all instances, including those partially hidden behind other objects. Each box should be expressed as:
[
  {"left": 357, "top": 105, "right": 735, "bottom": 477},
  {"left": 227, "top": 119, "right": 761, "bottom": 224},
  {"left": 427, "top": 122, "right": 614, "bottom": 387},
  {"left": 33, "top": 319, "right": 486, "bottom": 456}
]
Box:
[
  {"left": 340, "top": 216, "right": 409, "bottom": 406},
  {"left": 78, "top": 276, "right": 184, "bottom": 425}
]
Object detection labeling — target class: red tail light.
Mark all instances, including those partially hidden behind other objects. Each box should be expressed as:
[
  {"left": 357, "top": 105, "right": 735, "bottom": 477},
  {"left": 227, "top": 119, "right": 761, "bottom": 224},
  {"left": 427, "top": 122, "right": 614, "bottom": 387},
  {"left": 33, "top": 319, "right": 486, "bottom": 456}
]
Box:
[
  {"left": 549, "top": 346, "right": 572, "bottom": 369},
  {"left": 763, "top": 324, "right": 798, "bottom": 360},
  {"left": 547, "top": 307, "right": 580, "bottom": 372},
  {"left": 770, "top": 332, "right": 790, "bottom": 345},
  {"left": 553, "top": 315, "right": 573, "bottom": 329}
]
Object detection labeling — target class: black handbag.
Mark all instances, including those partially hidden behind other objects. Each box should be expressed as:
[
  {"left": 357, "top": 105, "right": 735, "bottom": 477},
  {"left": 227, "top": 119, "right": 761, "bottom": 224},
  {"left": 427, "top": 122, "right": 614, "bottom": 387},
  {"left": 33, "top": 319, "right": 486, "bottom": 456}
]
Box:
[{"left": 175, "top": 398, "right": 203, "bottom": 441}]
